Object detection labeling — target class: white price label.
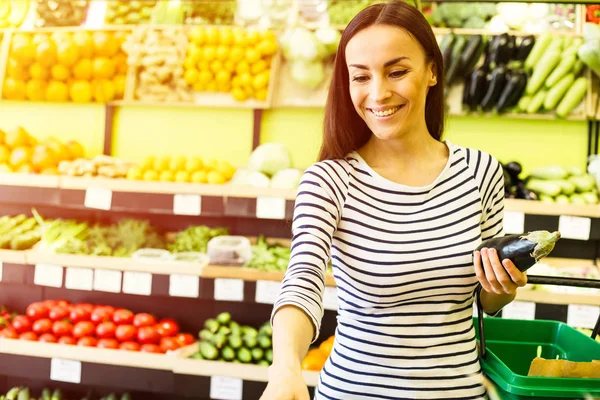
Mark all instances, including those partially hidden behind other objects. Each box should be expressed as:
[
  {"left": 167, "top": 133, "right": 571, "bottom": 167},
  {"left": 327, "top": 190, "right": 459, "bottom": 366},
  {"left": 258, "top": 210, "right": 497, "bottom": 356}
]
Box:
[
  {"left": 169, "top": 274, "right": 200, "bottom": 298},
  {"left": 173, "top": 194, "right": 202, "bottom": 216},
  {"left": 255, "top": 280, "right": 282, "bottom": 304},
  {"left": 34, "top": 264, "right": 63, "bottom": 288},
  {"left": 256, "top": 197, "right": 286, "bottom": 220},
  {"left": 0, "top": 261, "right": 3, "bottom": 282},
  {"left": 50, "top": 358, "right": 81, "bottom": 384},
  {"left": 558, "top": 216, "right": 591, "bottom": 241},
  {"left": 210, "top": 376, "right": 243, "bottom": 400},
  {"left": 214, "top": 279, "right": 244, "bottom": 302},
  {"left": 323, "top": 286, "right": 338, "bottom": 311},
  {"left": 122, "top": 271, "right": 152, "bottom": 296},
  {"left": 65, "top": 267, "right": 93, "bottom": 291},
  {"left": 504, "top": 211, "right": 525, "bottom": 234},
  {"left": 93, "top": 269, "right": 122, "bottom": 293},
  {"left": 502, "top": 301, "right": 536, "bottom": 320},
  {"left": 84, "top": 187, "right": 112, "bottom": 210},
  {"left": 568, "top": 304, "right": 600, "bottom": 329}
]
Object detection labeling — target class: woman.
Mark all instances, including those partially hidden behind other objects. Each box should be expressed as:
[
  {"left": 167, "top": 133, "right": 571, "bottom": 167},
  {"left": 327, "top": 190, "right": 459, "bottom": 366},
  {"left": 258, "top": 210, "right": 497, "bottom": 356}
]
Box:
[{"left": 261, "top": 1, "right": 527, "bottom": 399}]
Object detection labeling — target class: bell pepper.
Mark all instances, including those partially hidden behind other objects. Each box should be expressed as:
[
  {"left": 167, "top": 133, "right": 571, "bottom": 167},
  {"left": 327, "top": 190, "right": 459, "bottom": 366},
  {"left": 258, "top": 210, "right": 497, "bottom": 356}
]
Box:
[{"left": 587, "top": 5, "right": 600, "bottom": 24}]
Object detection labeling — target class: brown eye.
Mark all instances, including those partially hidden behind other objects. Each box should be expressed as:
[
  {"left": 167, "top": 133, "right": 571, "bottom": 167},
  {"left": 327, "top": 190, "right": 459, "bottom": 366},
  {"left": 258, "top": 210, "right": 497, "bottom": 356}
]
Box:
[
  {"left": 390, "top": 70, "right": 407, "bottom": 78},
  {"left": 352, "top": 76, "right": 369, "bottom": 83}
]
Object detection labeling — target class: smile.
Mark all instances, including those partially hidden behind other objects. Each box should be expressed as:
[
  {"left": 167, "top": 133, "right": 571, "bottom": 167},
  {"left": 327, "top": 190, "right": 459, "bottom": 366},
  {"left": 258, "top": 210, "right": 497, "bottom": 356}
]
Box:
[{"left": 367, "top": 105, "right": 404, "bottom": 118}]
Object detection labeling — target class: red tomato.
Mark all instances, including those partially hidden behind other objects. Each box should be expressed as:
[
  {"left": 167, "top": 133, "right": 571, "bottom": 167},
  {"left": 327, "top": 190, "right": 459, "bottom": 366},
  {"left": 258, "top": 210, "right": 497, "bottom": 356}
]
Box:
[
  {"left": 115, "top": 324, "right": 137, "bottom": 342},
  {"left": 140, "top": 344, "right": 162, "bottom": 353},
  {"left": 160, "top": 337, "right": 180, "bottom": 353},
  {"left": 97, "top": 338, "right": 119, "bottom": 349},
  {"left": 133, "top": 313, "right": 156, "bottom": 328},
  {"left": 156, "top": 319, "right": 179, "bottom": 337},
  {"left": 96, "top": 321, "right": 116, "bottom": 339},
  {"left": 175, "top": 333, "right": 195, "bottom": 347},
  {"left": 137, "top": 326, "right": 160, "bottom": 344},
  {"left": 58, "top": 336, "right": 76, "bottom": 345},
  {"left": 76, "top": 303, "right": 94, "bottom": 313},
  {"left": 70, "top": 307, "right": 91, "bottom": 324},
  {"left": 56, "top": 300, "right": 71, "bottom": 308},
  {"left": 39, "top": 333, "right": 57, "bottom": 343},
  {"left": 49, "top": 306, "right": 69, "bottom": 322},
  {"left": 52, "top": 321, "right": 73, "bottom": 337},
  {"left": 73, "top": 321, "right": 95, "bottom": 339},
  {"left": 26, "top": 302, "right": 49, "bottom": 321},
  {"left": 77, "top": 336, "right": 98, "bottom": 347},
  {"left": 19, "top": 332, "right": 37, "bottom": 341},
  {"left": 0, "top": 327, "right": 17, "bottom": 339},
  {"left": 112, "top": 309, "right": 134, "bottom": 325},
  {"left": 12, "top": 315, "right": 31, "bottom": 334},
  {"left": 42, "top": 300, "right": 57, "bottom": 309},
  {"left": 119, "top": 341, "right": 140, "bottom": 352},
  {"left": 91, "top": 307, "right": 114, "bottom": 324},
  {"left": 32, "top": 318, "right": 52, "bottom": 335}
]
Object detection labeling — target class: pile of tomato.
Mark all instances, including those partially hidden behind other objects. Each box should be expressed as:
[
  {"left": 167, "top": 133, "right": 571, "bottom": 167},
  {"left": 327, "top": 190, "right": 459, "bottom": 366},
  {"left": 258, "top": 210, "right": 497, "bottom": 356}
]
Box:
[{"left": 0, "top": 300, "right": 195, "bottom": 354}]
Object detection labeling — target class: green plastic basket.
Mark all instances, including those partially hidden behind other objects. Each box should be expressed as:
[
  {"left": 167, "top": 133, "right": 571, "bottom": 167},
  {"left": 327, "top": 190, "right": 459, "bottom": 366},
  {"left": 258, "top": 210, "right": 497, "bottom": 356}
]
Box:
[{"left": 475, "top": 317, "right": 600, "bottom": 399}]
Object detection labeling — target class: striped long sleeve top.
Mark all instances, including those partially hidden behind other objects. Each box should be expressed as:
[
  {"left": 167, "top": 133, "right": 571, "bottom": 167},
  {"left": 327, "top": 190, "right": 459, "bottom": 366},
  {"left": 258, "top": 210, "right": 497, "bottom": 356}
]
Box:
[{"left": 272, "top": 141, "right": 505, "bottom": 399}]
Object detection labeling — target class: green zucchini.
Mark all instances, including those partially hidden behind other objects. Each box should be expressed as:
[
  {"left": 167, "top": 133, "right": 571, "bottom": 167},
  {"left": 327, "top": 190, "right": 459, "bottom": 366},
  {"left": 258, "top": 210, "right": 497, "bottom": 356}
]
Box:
[
  {"left": 582, "top": 192, "right": 599, "bottom": 204},
  {"left": 526, "top": 89, "right": 548, "bottom": 114},
  {"left": 525, "top": 179, "right": 562, "bottom": 197},
  {"left": 529, "top": 165, "right": 568, "bottom": 180},
  {"left": 569, "top": 194, "right": 586, "bottom": 205},
  {"left": 555, "top": 194, "right": 570, "bottom": 204},
  {"left": 526, "top": 51, "right": 561, "bottom": 95},
  {"left": 569, "top": 174, "right": 596, "bottom": 193},
  {"left": 204, "top": 318, "right": 220, "bottom": 334},
  {"left": 556, "top": 77, "right": 588, "bottom": 118},
  {"left": 545, "top": 56, "right": 576, "bottom": 89},
  {"left": 517, "top": 96, "right": 531, "bottom": 113},
  {"left": 525, "top": 33, "right": 553, "bottom": 71},
  {"left": 538, "top": 194, "right": 555, "bottom": 203},
  {"left": 6, "top": 388, "right": 20, "bottom": 400},
  {"left": 572, "top": 60, "right": 584, "bottom": 76},
  {"left": 555, "top": 179, "right": 576, "bottom": 195},
  {"left": 544, "top": 74, "right": 575, "bottom": 110}
]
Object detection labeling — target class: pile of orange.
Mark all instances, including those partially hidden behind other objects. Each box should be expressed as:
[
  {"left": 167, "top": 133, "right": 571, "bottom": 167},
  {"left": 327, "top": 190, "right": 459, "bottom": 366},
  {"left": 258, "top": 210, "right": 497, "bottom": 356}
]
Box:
[
  {"left": 126, "top": 155, "right": 236, "bottom": 185},
  {"left": 3, "top": 30, "right": 129, "bottom": 103},
  {"left": 302, "top": 335, "right": 334, "bottom": 372},
  {"left": 0, "top": 126, "right": 85, "bottom": 174}
]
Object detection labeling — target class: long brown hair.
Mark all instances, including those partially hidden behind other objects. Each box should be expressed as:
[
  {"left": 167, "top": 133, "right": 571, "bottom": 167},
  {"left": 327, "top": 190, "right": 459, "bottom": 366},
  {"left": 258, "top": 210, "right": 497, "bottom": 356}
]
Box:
[{"left": 318, "top": 0, "right": 445, "bottom": 161}]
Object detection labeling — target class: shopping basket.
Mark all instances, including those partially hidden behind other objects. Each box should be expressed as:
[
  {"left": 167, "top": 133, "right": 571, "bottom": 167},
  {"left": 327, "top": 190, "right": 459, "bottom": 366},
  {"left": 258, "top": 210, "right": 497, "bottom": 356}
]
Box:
[{"left": 474, "top": 275, "right": 600, "bottom": 399}]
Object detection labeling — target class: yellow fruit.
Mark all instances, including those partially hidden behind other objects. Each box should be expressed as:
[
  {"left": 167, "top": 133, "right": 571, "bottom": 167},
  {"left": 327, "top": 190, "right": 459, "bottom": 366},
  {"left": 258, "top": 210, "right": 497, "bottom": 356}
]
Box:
[
  {"left": 126, "top": 166, "right": 143, "bottom": 180},
  {"left": 190, "top": 170, "right": 207, "bottom": 184},
  {"left": 223, "top": 60, "right": 235, "bottom": 73},
  {"left": 239, "top": 72, "right": 252, "bottom": 87},
  {"left": 205, "top": 159, "right": 218, "bottom": 171},
  {"left": 229, "top": 46, "right": 244, "bottom": 63},
  {"left": 236, "top": 61, "right": 250, "bottom": 75},
  {"left": 57, "top": 40, "right": 80, "bottom": 67},
  {"left": 73, "top": 59, "right": 93, "bottom": 80},
  {"left": 3, "top": 78, "right": 26, "bottom": 100},
  {"left": 215, "top": 70, "right": 231, "bottom": 85},
  {"left": 192, "top": 82, "right": 205, "bottom": 92},
  {"left": 7, "top": 59, "right": 30, "bottom": 81},
  {"left": 209, "top": 60, "right": 224, "bottom": 75},
  {"left": 174, "top": 170, "right": 190, "bottom": 183},
  {"left": 255, "top": 88, "right": 268, "bottom": 101},
  {"left": 9, "top": 146, "right": 32, "bottom": 168},
  {"left": 35, "top": 40, "right": 58, "bottom": 68},
  {"left": 4, "top": 127, "right": 30, "bottom": 149},
  {"left": 72, "top": 32, "right": 94, "bottom": 58},
  {"left": 69, "top": 80, "right": 93, "bottom": 103},
  {"left": 159, "top": 170, "right": 174, "bottom": 182},
  {"left": 198, "top": 70, "right": 213, "bottom": 85},
  {"left": 216, "top": 45, "right": 229, "bottom": 61},
  {"left": 216, "top": 160, "right": 236, "bottom": 180},
  {"left": 29, "top": 62, "right": 49, "bottom": 80},
  {"left": 245, "top": 48, "right": 260, "bottom": 64},
  {"left": 205, "top": 27, "right": 220, "bottom": 46},
  {"left": 257, "top": 39, "right": 278, "bottom": 57},
  {"left": 51, "top": 31, "right": 71, "bottom": 44},
  {"left": 31, "top": 144, "right": 58, "bottom": 171},
  {"left": 185, "top": 156, "right": 204, "bottom": 173},
  {"left": 143, "top": 169, "right": 159, "bottom": 181},
  {"left": 65, "top": 140, "right": 85, "bottom": 160},
  {"left": 189, "top": 26, "right": 207, "bottom": 46},
  {"left": 206, "top": 81, "right": 217, "bottom": 92},
  {"left": 93, "top": 79, "right": 116, "bottom": 103},
  {"left": 93, "top": 32, "right": 120, "bottom": 58},
  {"left": 114, "top": 52, "right": 128, "bottom": 75},
  {"left": 0, "top": 164, "right": 12, "bottom": 173},
  {"left": 217, "top": 81, "right": 231, "bottom": 93},
  {"left": 169, "top": 155, "right": 186, "bottom": 171},
  {"left": 93, "top": 57, "right": 116, "bottom": 79},
  {"left": 203, "top": 46, "right": 217, "bottom": 62},
  {"left": 244, "top": 85, "right": 254, "bottom": 97},
  {"left": 251, "top": 59, "right": 268, "bottom": 75},
  {"left": 253, "top": 71, "right": 270, "bottom": 90},
  {"left": 32, "top": 33, "right": 49, "bottom": 45},
  {"left": 51, "top": 64, "right": 71, "bottom": 81},
  {"left": 187, "top": 45, "right": 203, "bottom": 64},
  {"left": 220, "top": 28, "right": 234, "bottom": 46},
  {"left": 141, "top": 155, "right": 156, "bottom": 171},
  {"left": 11, "top": 40, "right": 35, "bottom": 66},
  {"left": 45, "top": 81, "right": 69, "bottom": 102},
  {"left": 246, "top": 31, "right": 261, "bottom": 45},
  {"left": 231, "top": 87, "right": 248, "bottom": 102},
  {"left": 207, "top": 171, "right": 226, "bottom": 184},
  {"left": 154, "top": 155, "right": 171, "bottom": 171},
  {"left": 114, "top": 74, "right": 126, "bottom": 99},
  {"left": 197, "top": 59, "right": 210, "bottom": 72},
  {"left": 26, "top": 79, "right": 47, "bottom": 101},
  {"left": 0, "top": 146, "right": 10, "bottom": 164},
  {"left": 231, "top": 76, "right": 242, "bottom": 88},
  {"left": 183, "top": 56, "right": 196, "bottom": 70}
]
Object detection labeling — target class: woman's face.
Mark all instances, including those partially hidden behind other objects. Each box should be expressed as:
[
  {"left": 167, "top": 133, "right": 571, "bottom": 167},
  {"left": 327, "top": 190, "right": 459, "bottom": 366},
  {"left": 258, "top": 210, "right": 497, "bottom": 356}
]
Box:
[{"left": 345, "top": 24, "right": 437, "bottom": 141}]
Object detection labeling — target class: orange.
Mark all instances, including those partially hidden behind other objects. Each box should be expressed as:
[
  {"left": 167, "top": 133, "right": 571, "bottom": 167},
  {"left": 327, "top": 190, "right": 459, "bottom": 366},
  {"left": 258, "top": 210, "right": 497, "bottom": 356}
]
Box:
[
  {"left": 319, "top": 336, "right": 334, "bottom": 357},
  {"left": 31, "top": 144, "right": 57, "bottom": 171},
  {"left": 44, "top": 137, "right": 69, "bottom": 162},
  {"left": 4, "top": 127, "right": 29, "bottom": 149},
  {"left": 113, "top": 52, "right": 128, "bottom": 75},
  {"left": 72, "top": 31, "right": 94, "bottom": 58},
  {"left": 69, "top": 80, "right": 93, "bottom": 103},
  {"left": 45, "top": 81, "right": 69, "bottom": 102},
  {"left": 7, "top": 59, "right": 30, "bottom": 81},
  {"left": 56, "top": 40, "right": 80, "bottom": 67},
  {"left": 0, "top": 146, "right": 10, "bottom": 164},
  {"left": 51, "top": 64, "right": 70, "bottom": 81},
  {"left": 92, "top": 32, "right": 119, "bottom": 58},
  {"left": 9, "top": 146, "right": 32, "bottom": 168},
  {"left": 92, "top": 57, "right": 116, "bottom": 79},
  {"left": 0, "top": 130, "right": 5, "bottom": 145},
  {"left": 301, "top": 349, "right": 327, "bottom": 371},
  {"left": 92, "top": 79, "right": 116, "bottom": 103},
  {"left": 72, "top": 59, "right": 93, "bottom": 80},
  {"left": 113, "top": 74, "right": 126, "bottom": 99},
  {"left": 65, "top": 140, "right": 85, "bottom": 160},
  {"left": 11, "top": 40, "right": 35, "bottom": 66},
  {"left": 3, "top": 78, "right": 26, "bottom": 101},
  {"left": 25, "top": 79, "right": 47, "bottom": 101},
  {"left": 35, "top": 40, "right": 58, "bottom": 68}
]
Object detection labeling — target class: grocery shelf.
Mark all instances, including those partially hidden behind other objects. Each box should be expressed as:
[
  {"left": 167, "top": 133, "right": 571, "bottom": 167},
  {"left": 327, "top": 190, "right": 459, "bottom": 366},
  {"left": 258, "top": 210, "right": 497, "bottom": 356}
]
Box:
[
  {"left": 517, "top": 288, "right": 600, "bottom": 306},
  {"left": 203, "top": 265, "right": 336, "bottom": 287},
  {"left": 0, "top": 249, "right": 27, "bottom": 264},
  {"left": 0, "top": 173, "right": 59, "bottom": 188},
  {"left": 505, "top": 198, "right": 600, "bottom": 218},
  {"left": 431, "top": 27, "right": 582, "bottom": 38}
]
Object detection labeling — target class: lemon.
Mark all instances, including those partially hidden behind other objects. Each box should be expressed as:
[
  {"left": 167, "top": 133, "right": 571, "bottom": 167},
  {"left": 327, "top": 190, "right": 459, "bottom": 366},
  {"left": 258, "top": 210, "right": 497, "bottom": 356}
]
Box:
[
  {"left": 184, "top": 68, "right": 199, "bottom": 85},
  {"left": 239, "top": 72, "right": 252, "bottom": 87},
  {"left": 217, "top": 160, "right": 236, "bottom": 179},
  {"left": 159, "top": 170, "right": 174, "bottom": 182},
  {"left": 205, "top": 27, "right": 220, "bottom": 46},
  {"left": 189, "top": 26, "right": 207, "bottom": 46},
  {"left": 223, "top": 60, "right": 236, "bottom": 72},
  {"left": 229, "top": 46, "right": 244, "bottom": 63},
  {"left": 193, "top": 81, "right": 206, "bottom": 92},
  {"left": 220, "top": 28, "right": 234, "bottom": 46},
  {"left": 170, "top": 155, "right": 187, "bottom": 171},
  {"left": 245, "top": 31, "right": 261, "bottom": 46},
  {"left": 198, "top": 69, "right": 213, "bottom": 85},
  {"left": 197, "top": 59, "right": 210, "bottom": 71},
  {"left": 206, "top": 81, "right": 218, "bottom": 92},
  {"left": 209, "top": 60, "right": 224, "bottom": 74},
  {"left": 174, "top": 170, "right": 190, "bottom": 183},
  {"left": 233, "top": 31, "right": 246, "bottom": 46},
  {"left": 257, "top": 39, "right": 278, "bottom": 57},
  {"left": 183, "top": 56, "right": 196, "bottom": 70},
  {"left": 244, "top": 85, "right": 254, "bottom": 97},
  {"left": 236, "top": 61, "right": 250, "bottom": 75},
  {"left": 187, "top": 45, "right": 203, "bottom": 64},
  {"left": 126, "top": 166, "right": 143, "bottom": 180},
  {"left": 215, "top": 70, "right": 231, "bottom": 85},
  {"left": 186, "top": 156, "right": 204, "bottom": 173},
  {"left": 217, "top": 81, "right": 231, "bottom": 93},
  {"left": 205, "top": 159, "right": 219, "bottom": 171},
  {"left": 252, "top": 71, "right": 270, "bottom": 90},
  {"left": 245, "top": 48, "right": 260, "bottom": 64},
  {"left": 141, "top": 155, "right": 156, "bottom": 171},
  {"left": 154, "top": 155, "right": 171, "bottom": 171},
  {"left": 232, "top": 87, "right": 248, "bottom": 102},
  {"left": 203, "top": 46, "right": 217, "bottom": 62},
  {"left": 231, "top": 76, "right": 242, "bottom": 88},
  {"left": 190, "top": 170, "right": 208, "bottom": 184},
  {"left": 143, "top": 169, "right": 159, "bottom": 181},
  {"left": 251, "top": 59, "right": 268, "bottom": 75},
  {"left": 255, "top": 88, "right": 268, "bottom": 101},
  {"left": 260, "top": 30, "right": 277, "bottom": 42},
  {"left": 207, "top": 171, "right": 226, "bottom": 185}
]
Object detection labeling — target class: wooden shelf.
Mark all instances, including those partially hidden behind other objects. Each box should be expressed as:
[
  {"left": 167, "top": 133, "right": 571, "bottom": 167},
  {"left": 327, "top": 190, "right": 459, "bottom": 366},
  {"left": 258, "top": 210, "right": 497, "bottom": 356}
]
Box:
[
  {"left": 203, "top": 265, "right": 336, "bottom": 287},
  {"left": 505, "top": 198, "right": 600, "bottom": 218},
  {"left": 0, "top": 172, "right": 59, "bottom": 188},
  {"left": 517, "top": 287, "right": 600, "bottom": 306},
  {"left": 0, "top": 249, "right": 27, "bottom": 264}
]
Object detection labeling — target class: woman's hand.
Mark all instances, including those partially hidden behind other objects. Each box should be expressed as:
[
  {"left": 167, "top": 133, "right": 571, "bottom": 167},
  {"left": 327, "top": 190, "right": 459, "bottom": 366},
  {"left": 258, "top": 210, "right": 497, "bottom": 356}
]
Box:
[
  {"left": 474, "top": 248, "right": 527, "bottom": 295},
  {"left": 259, "top": 365, "right": 310, "bottom": 400}
]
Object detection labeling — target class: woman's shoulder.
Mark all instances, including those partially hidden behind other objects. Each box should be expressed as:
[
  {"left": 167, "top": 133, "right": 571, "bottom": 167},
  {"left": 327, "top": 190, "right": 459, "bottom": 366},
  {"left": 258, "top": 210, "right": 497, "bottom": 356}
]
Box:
[
  {"left": 302, "top": 154, "right": 359, "bottom": 183},
  {"left": 451, "top": 143, "right": 502, "bottom": 175}
]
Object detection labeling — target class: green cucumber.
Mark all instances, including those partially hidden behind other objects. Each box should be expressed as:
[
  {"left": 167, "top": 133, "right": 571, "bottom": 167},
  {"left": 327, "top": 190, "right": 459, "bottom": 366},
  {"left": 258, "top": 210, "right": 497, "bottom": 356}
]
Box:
[
  {"left": 6, "top": 388, "right": 20, "bottom": 400},
  {"left": 555, "top": 179, "right": 576, "bottom": 195},
  {"left": 192, "top": 351, "right": 204, "bottom": 359},
  {"left": 216, "top": 312, "right": 231, "bottom": 325},
  {"left": 199, "top": 329, "right": 214, "bottom": 342},
  {"left": 544, "top": 74, "right": 575, "bottom": 110},
  {"left": 517, "top": 96, "right": 531, "bottom": 113},
  {"left": 217, "top": 326, "right": 231, "bottom": 336},
  {"left": 120, "top": 394, "right": 132, "bottom": 400},
  {"left": 16, "top": 388, "right": 29, "bottom": 400},
  {"left": 563, "top": 35, "right": 574, "bottom": 49},
  {"left": 211, "top": 333, "right": 227, "bottom": 349},
  {"left": 569, "top": 193, "right": 586, "bottom": 205},
  {"left": 582, "top": 192, "right": 599, "bottom": 204},
  {"left": 538, "top": 194, "right": 555, "bottom": 204},
  {"left": 572, "top": 60, "right": 584, "bottom": 76},
  {"left": 526, "top": 51, "right": 561, "bottom": 95},
  {"left": 229, "top": 321, "right": 241, "bottom": 337},
  {"left": 526, "top": 89, "right": 548, "bottom": 114},
  {"left": 525, "top": 32, "right": 552, "bottom": 71},
  {"left": 529, "top": 165, "right": 568, "bottom": 180},
  {"left": 237, "top": 347, "right": 252, "bottom": 363},
  {"left": 556, "top": 77, "right": 588, "bottom": 118},
  {"left": 106, "top": 394, "right": 117, "bottom": 400},
  {"left": 568, "top": 174, "right": 596, "bottom": 192},
  {"left": 525, "top": 179, "right": 562, "bottom": 197},
  {"left": 545, "top": 56, "right": 576, "bottom": 89},
  {"left": 200, "top": 341, "right": 219, "bottom": 360}
]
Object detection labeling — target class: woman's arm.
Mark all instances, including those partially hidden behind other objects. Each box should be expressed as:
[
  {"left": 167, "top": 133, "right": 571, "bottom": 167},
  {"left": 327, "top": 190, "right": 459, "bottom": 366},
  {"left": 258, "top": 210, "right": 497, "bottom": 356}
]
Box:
[{"left": 271, "top": 305, "right": 314, "bottom": 369}]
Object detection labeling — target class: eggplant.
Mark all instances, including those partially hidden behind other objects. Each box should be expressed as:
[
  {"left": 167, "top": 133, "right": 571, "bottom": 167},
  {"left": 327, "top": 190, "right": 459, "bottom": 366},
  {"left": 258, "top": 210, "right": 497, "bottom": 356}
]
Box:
[
  {"left": 459, "top": 35, "right": 486, "bottom": 77},
  {"left": 440, "top": 33, "right": 456, "bottom": 75},
  {"left": 516, "top": 35, "right": 535, "bottom": 62},
  {"left": 466, "top": 66, "right": 488, "bottom": 110},
  {"left": 485, "top": 33, "right": 511, "bottom": 68},
  {"left": 476, "top": 231, "right": 561, "bottom": 272},
  {"left": 516, "top": 181, "right": 538, "bottom": 201},
  {"left": 462, "top": 74, "right": 472, "bottom": 109},
  {"left": 504, "top": 161, "right": 522, "bottom": 180},
  {"left": 505, "top": 35, "right": 517, "bottom": 63},
  {"left": 496, "top": 69, "right": 528, "bottom": 113},
  {"left": 445, "top": 35, "right": 468, "bottom": 86},
  {"left": 480, "top": 66, "right": 508, "bottom": 111}
]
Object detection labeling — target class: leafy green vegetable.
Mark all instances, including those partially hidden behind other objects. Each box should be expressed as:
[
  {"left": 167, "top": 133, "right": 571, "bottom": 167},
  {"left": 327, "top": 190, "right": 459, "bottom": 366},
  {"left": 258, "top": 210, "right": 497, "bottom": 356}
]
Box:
[
  {"left": 168, "top": 225, "right": 228, "bottom": 253},
  {"left": 246, "top": 236, "right": 290, "bottom": 272}
]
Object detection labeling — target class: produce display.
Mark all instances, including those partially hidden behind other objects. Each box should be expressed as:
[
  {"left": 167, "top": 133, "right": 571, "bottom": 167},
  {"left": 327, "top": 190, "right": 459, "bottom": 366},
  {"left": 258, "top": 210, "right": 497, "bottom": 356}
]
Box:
[
  {"left": 182, "top": 0, "right": 235, "bottom": 25},
  {"left": 326, "top": 0, "right": 376, "bottom": 26},
  {"left": 231, "top": 143, "right": 302, "bottom": 189},
  {"left": 0, "top": 127, "right": 84, "bottom": 175},
  {"left": 503, "top": 161, "right": 537, "bottom": 200},
  {"left": 58, "top": 155, "right": 133, "bottom": 178},
  {"left": 579, "top": 23, "right": 600, "bottom": 77},
  {"left": 587, "top": 5, "right": 600, "bottom": 24},
  {"left": 123, "top": 26, "right": 192, "bottom": 103},
  {"left": 190, "top": 312, "right": 273, "bottom": 365},
  {"left": 525, "top": 165, "right": 599, "bottom": 204},
  {"left": 126, "top": 155, "right": 236, "bottom": 184},
  {"left": 302, "top": 335, "right": 334, "bottom": 371},
  {"left": 0, "top": 299, "right": 195, "bottom": 353},
  {"left": 168, "top": 225, "right": 228, "bottom": 254},
  {"left": 246, "top": 236, "right": 290, "bottom": 272},
  {"left": 432, "top": 2, "right": 497, "bottom": 29},
  {"left": 0, "top": 387, "right": 131, "bottom": 400},
  {"left": 105, "top": 0, "right": 157, "bottom": 25},
  {"left": 183, "top": 26, "right": 278, "bottom": 102},
  {"left": 0, "top": 214, "right": 41, "bottom": 250},
  {"left": 3, "top": 30, "right": 128, "bottom": 103},
  {"left": 34, "top": 0, "right": 89, "bottom": 28},
  {"left": 0, "top": 0, "right": 30, "bottom": 28}
]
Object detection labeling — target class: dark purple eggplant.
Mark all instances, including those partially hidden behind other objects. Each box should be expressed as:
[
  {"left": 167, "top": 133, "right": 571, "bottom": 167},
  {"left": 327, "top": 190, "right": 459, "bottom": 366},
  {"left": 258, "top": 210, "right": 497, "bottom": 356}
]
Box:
[
  {"left": 459, "top": 35, "right": 486, "bottom": 77},
  {"left": 466, "top": 67, "right": 488, "bottom": 110},
  {"left": 504, "top": 161, "right": 522, "bottom": 180},
  {"left": 496, "top": 69, "right": 528, "bottom": 113},
  {"left": 480, "top": 66, "right": 508, "bottom": 111},
  {"left": 516, "top": 35, "right": 535, "bottom": 62},
  {"left": 485, "top": 33, "right": 511, "bottom": 68},
  {"left": 462, "top": 74, "right": 472, "bottom": 109},
  {"left": 476, "top": 231, "right": 561, "bottom": 272},
  {"left": 516, "top": 181, "right": 538, "bottom": 200}
]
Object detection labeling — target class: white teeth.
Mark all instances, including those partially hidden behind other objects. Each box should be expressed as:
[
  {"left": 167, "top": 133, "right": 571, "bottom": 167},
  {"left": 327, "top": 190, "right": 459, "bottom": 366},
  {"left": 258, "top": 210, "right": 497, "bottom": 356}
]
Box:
[{"left": 370, "top": 107, "right": 399, "bottom": 117}]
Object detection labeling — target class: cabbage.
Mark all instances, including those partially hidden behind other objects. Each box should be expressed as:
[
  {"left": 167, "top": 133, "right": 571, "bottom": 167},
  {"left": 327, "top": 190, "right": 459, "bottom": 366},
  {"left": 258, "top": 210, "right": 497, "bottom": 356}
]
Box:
[
  {"left": 247, "top": 143, "right": 292, "bottom": 177},
  {"left": 290, "top": 60, "right": 325, "bottom": 89},
  {"left": 281, "top": 27, "right": 325, "bottom": 62},
  {"left": 315, "top": 27, "right": 341, "bottom": 58},
  {"left": 230, "top": 168, "right": 271, "bottom": 188},
  {"left": 270, "top": 169, "right": 303, "bottom": 189},
  {"left": 579, "top": 23, "right": 600, "bottom": 77}
]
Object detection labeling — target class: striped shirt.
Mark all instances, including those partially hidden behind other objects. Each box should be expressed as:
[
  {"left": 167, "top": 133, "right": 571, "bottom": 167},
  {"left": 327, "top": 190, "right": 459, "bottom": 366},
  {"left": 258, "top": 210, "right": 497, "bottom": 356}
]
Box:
[{"left": 273, "top": 141, "right": 505, "bottom": 399}]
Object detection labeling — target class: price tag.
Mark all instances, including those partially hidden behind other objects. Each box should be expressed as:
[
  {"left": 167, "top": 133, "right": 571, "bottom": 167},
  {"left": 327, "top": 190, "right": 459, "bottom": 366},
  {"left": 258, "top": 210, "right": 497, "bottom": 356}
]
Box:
[
  {"left": 210, "top": 376, "right": 243, "bottom": 400},
  {"left": 122, "top": 271, "right": 152, "bottom": 296},
  {"left": 34, "top": 264, "right": 63, "bottom": 288},
  {"left": 502, "top": 301, "right": 536, "bottom": 320},
  {"left": 65, "top": 267, "right": 93, "bottom": 291},
  {"left": 93, "top": 269, "right": 122, "bottom": 293},
  {"left": 0, "top": 261, "right": 3, "bottom": 282},
  {"left": 323, "top": 286, "right": 338, "bottom": 311},
  {"left": 504, "top": 211, "right": 525, "bottom": 234},
  {"left": 558, "top": 216, "right": 591, "bottom": 241},
  {"left": 567, "top": 304, "right": 600, "bottom": 329},
  {"left": 256, "top": 197, "right": 286, "bottom": 220},
  {"left": 255, "top": 280, "right": 282, "bottom": 304},
  {"left": 173, "top": 194, "right": 202, "bottom": 216},
  {"left": 169, "top": 274, "right": 200, "bottom": 298},
  {"left": 214, "top": 279, "right": 244, "bottom": 302},
  {"left": 50, "top": 358, "right": 81, "bottom": 384},
  {"left": 84, "top": 187, "right": 112, "bottom": 210}
]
